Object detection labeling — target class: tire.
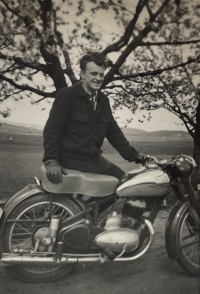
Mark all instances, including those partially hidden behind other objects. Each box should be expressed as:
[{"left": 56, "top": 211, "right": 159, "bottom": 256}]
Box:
[
  {"left": 176, "top": 205, "right": 200, "bottom": 277},
  {"left": 2, "top": 193, "right": 82, "bottom": 283}
]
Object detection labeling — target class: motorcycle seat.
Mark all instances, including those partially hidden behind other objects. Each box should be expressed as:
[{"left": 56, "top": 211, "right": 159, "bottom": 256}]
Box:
[{"left": 40, "top": 165, "right": 119, "bottom": 197}]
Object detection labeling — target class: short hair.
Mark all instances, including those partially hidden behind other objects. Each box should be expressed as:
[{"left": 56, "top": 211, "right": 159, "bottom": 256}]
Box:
[{"left": 80, "top": 52, "right": 107, "bottom": 71}]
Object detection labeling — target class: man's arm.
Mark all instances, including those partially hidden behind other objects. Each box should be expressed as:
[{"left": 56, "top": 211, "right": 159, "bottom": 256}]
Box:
[
  {"left": 106, "top": 102, "right": 139, "bottom": 162},
  {"left": 43, "top": 87, "right": 71, "bottom": 183},
  {"left": 43, "top": 87, "right": 70, "bottom": 163}
]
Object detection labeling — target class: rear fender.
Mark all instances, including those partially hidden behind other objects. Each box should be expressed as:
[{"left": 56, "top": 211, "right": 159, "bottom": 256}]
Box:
[
  {"left": 0, "top": 184, "right": 88, "bottom": 237},
  {"left": 165, "top": 200, "right": 188, "bottom": 260},
  {"left": 0, "top": 184, "right": 44, "bottom": 236}
]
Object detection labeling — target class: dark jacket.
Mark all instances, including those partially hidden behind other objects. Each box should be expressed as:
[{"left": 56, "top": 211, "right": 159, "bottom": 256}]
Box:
[{"left": 43, "top": 83, "right": 139, "bottom": 164}]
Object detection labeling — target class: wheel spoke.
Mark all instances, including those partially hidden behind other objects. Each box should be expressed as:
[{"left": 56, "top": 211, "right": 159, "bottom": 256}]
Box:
[
  {"left": 63, "top": 211, "right": 70, "bottom": 218},
  {"left": 7, "top": 198, "right": 78, "bottom": 276},
  {"left": 12, "top": 233, "right": 32, "bottom": 236},
  {"left": 42, "top": 204, "right": 49, "bottom": 217},
  {"left": 4, "top": 196, "right": 80, "bottom": 281},
  {"left": 182, "top": 234, "right": 195, "bottom": 241},
  {"left": 14, "top": 223, "right": 32, "bottom": 234},
  {"left": 14, "top": 237, "right": 32, "bottom": 248},
  {"left": 180, "top": 211, "right": 200, "bottom": 268},
  {"left": 22, "top": 213, "right": 31, "bottom": 220},
  {"left": 195, "top": 249, "right": 200, "bottom": 265},
  {"left": 51, "top": 206, "right": 60, "bottom": 215}
]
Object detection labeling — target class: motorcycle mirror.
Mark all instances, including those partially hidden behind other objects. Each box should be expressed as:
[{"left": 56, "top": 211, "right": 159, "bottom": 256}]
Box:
[
  {"left": 146, "top": 163, "right": 158, "bottom": 170},
  {"left": 159, "top": 159, "right": 168, "bottom": 165}
]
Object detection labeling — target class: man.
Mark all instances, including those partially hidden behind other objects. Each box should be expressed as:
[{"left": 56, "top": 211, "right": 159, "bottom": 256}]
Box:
[{"left": 43, "top": 52, "right": 145, "bottom": 183}]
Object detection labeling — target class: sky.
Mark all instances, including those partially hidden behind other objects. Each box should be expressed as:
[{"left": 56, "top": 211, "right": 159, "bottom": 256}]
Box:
[
  {"left": 1, "top": 95, "right": 187, "bottom": 132},
  {"left": 0, "top": 0, "right": 194, "bottom": 132}
]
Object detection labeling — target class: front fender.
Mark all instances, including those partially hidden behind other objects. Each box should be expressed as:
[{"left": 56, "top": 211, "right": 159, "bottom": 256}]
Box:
[
  {"left": 0, "top": 184, "right": 44, "bottom": 236},
  {"left": 165, "top": 200, "right": 188, "bottom": 260}
]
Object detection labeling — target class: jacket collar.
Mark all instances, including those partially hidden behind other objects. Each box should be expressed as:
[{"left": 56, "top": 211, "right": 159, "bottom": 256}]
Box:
[
  {"left": 75, "top": 82, "right": 105, "bottom": 118},
  {"left": 75, "top": 82, "right": 88, "bottom": 97},
  {"left": 75, "top": 82, "right": 104, "bottom": 99}
]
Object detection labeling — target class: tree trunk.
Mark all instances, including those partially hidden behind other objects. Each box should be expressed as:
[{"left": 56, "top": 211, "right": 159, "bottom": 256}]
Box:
[
  {"left": 40, "top": 44, "right": 67, "bottom": 91},
  {"left": 47, "top": 55, "right": 67, "bottom": 91},
  {"left": 192, "top": 144, "right": 200, "bottom": 190},
  {"left": 191, "top": 100, "right": 200, "bottom": 190}
]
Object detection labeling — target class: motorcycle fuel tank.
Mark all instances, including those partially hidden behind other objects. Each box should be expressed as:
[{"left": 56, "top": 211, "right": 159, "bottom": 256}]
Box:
[{"left": 117, "top": 169, "right": 170, "bottom": 197}]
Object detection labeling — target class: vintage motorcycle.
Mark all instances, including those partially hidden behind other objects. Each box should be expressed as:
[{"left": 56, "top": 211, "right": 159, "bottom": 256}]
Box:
[{"left": 0, "top": 154, "right": 199, "bottom": 282}]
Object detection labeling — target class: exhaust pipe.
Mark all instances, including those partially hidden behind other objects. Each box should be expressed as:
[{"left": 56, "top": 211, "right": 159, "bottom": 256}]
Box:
[{"left": 0, "top": 220, "right": 154, "bottom": 266}]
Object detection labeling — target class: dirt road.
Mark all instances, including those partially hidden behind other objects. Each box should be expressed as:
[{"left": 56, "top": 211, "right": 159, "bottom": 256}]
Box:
[{"left": 0, "top": 210, "right": 199, "bottom": 294}]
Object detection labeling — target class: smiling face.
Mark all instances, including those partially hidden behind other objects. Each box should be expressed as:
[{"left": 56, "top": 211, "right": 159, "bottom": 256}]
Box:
[{"left": 81, "top": 61, "right": 105, "bottom": 94}]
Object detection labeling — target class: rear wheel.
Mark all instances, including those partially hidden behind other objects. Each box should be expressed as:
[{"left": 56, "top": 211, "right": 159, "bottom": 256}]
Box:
[
  {"left": 177, "top": 205, "right": 200, "bottom": 277},
  {"left": 3, "top": 193, "right": 82, "bottom": 283}
]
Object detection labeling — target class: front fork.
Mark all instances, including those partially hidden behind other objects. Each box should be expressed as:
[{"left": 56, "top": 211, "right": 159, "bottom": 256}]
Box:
[
  {"left": 173, "top": 179, "right": 200, "bottom": 230},
  {"left": 182, "top": 180, "right": 200, "bottom": 218}
]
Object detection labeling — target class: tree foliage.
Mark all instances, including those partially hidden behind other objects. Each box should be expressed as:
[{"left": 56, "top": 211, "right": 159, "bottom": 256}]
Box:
[
  {"left": 0, "top": 0, "right": 199, "bottom": 121},
  {"left": 1, "top": 0, "right": 200, "bottom": 186}
]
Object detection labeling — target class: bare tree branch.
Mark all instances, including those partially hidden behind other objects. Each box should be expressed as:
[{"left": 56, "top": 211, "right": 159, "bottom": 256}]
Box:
[
  {"left": 33, "top": 96, "right": 48, "bottom": 104},
  {"left": 0, "top": 74, "right": 56, "bottom": 98},
  {"left": 103, "top": 0, "right": 171, "bottom": 86},
  {"left": 105, "top": 84, "right": 135, "bottom": 95},
  {"left": 0, "top": 0, "right": 36, "bottom": 31},
  {"left": 0, "top": 0, "right": 22, "bottom": 19},
  {"left": 37, "top": 0, "right": 52, "bottom": 30},
  {"left": 0, "top": 52, "right": 48, "bottom": 74},
  {"left": 0, "top": 89, "right": 23, "bottom": 102},
  {"left": 109, "top": 0, "right": 134, "bottom": 15},
  {"left": 63, "top": 51, "right": 78, "bottom": 84},
  {"left": 158, "top": 75, "right": 196, "bottom": 134},
  {"left": 172, "top": 100, "right": 195, "bottom": 136},
  {"left": 20, "top": 69, "right": 40, "bottom": 77},
  {"left": 102, "top": 0, "right": 148, "bottom": 55},
  {"left": 111, "top": 57, "right": 200, "bottom": 81},
  {"left": 145, "top": 1, "right": 154, "bottom": 18},
  {"left": 105, "top": 84, "right": 162, "bottom": 98},
  {"left": 0, "top": 62, "right": 18, "bottom": 74},
  {"left": 140, "top": 39, "right": 200, "bottom": 46}
]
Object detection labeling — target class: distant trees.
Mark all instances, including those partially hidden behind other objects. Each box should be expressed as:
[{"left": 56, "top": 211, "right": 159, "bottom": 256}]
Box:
[
  {"left": 0, "top": 0, "right": 200, "bottom": 187},
  {"left": 0, "top": 123, "right": 12, "bottom": 139}
]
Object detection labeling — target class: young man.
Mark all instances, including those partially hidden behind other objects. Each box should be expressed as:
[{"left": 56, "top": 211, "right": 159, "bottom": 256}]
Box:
[{"left": 43, "top": 52, "right": 145, "bottom": 183}]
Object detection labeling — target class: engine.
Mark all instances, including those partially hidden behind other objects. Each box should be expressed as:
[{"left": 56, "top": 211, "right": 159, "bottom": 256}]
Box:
[
  {"left": 56, "top": 200, "right": 146, "bottom": 254},
  {"left": 122, "top": 199, "right": 146, "bottom": 225},
  {"left": 94, "top": 200, "right": 146, "bottom": 253}
]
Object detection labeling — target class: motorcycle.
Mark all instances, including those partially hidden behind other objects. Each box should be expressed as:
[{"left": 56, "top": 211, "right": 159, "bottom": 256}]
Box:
[{"left": 0, "top": 154, "right": 199, "bottom": 283}]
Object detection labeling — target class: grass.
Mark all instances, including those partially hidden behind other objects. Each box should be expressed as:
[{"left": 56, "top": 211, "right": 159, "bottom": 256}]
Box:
[{"left": 0, "top": 134, "right": 193, "bottom": 200}]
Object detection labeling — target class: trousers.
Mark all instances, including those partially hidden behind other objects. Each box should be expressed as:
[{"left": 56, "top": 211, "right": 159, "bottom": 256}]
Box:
[{"left": 61, "top": 155, "right": 125, "bottom": 180}]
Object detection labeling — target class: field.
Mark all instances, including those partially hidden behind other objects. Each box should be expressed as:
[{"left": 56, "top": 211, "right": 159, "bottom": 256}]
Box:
[
  {"left": 0, "top": 133, "right": 193, "bottom": 200},
  {"left": 0, "top": 133, "right": 198, "bottom": 292}
]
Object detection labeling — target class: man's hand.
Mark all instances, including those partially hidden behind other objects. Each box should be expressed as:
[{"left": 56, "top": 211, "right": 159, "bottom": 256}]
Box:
[
  {"left": 135, "top": 153, "right": 147, "bottom": 165},
  {"left": 45, "top": 161, "right": 67, "bottom": 184}
]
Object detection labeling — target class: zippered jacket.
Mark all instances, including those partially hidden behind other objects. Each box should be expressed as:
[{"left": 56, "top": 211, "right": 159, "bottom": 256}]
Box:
[{"left": 43, "top": 83, "right": 139, "bottom": 164}]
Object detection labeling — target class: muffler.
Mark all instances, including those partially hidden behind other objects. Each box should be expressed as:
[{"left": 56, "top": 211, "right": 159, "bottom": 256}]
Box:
[{"left": 0, "top": 219, "right": 154, "bottom": 266}]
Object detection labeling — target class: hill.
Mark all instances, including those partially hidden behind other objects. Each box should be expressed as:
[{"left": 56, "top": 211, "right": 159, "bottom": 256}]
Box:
[
  {"left": 122, "top": 128, "right": 191, "bottom": 141},
  {"left": 0, "top": 121, "right": 42, "bottom": 136},
  {"left": 0, "top": 120, "right": 192, "bottom": 141}
]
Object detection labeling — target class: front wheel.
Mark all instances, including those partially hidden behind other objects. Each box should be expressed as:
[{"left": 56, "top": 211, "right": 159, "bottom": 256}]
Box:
[
  {"left": 3, "top": 193, "right": 82, "bottom": 283},
  {"left": 176, "top": 205, "right": 200, "bottom": 277}
]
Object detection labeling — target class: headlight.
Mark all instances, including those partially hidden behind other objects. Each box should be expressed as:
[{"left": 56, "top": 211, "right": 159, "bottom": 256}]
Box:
[
  {"left": 175, "top": 154, "right": 196, "bottom": 178},
  {"left": 180, "top": 154, "right": 197, "bottom": 168}
]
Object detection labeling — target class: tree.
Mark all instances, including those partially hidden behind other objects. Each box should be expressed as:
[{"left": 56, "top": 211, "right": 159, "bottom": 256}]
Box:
[{"left": 0, "top": 0, "right": 200, "bottom": 187}]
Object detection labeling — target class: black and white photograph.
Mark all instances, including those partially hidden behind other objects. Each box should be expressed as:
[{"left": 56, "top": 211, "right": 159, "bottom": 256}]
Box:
[{"left": 0, "top": 0, "right": 200, "bottom": 293}]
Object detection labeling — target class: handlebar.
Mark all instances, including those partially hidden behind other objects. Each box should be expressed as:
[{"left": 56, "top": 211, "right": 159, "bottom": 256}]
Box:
[
  {"left": 143, "top": 154, "right": 196, "bottom": 170},
  {"left": 143, "top": 155, "right": 167, "bottom": 168}
]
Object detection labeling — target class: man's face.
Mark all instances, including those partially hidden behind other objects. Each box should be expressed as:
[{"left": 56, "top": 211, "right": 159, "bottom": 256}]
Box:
[{"left": 81, "top": 61, "right": 105, "bottom": 93}]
